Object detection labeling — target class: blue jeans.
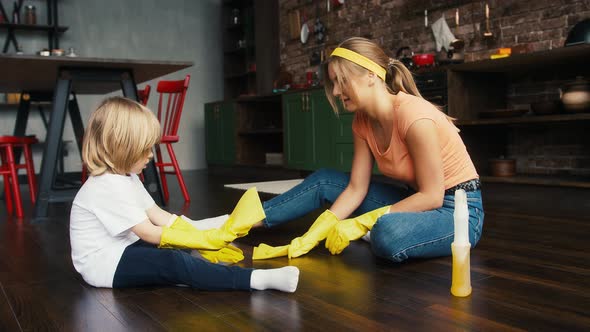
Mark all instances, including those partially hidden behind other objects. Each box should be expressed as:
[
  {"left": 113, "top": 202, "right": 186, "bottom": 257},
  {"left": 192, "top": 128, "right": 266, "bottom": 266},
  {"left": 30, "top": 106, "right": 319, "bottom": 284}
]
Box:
[
  {"left": 113, "top": 240, "right": 252, "bottom": 290},
  {"left": 263, "top": 168, "right": 485, "bottom": 262}
]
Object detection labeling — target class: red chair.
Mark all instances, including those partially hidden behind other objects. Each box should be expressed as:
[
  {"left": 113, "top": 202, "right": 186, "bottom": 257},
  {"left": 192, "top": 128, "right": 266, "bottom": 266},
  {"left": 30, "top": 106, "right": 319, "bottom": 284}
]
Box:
[
  {"left": 138, "top": 85, "right": 151, "bottom": 106},
  {"left": 154, "top": 75, "right": 191, "bottom": 203},
  {"left": 81, "top": 85, "right": 151, "bottom": 184},
  {"left": 0, "top": 136, "right": 38, "bottom": 218}
]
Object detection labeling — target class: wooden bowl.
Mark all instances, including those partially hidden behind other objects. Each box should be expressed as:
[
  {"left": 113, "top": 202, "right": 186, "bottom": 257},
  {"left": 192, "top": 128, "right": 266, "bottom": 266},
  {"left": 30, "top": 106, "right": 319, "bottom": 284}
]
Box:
[{"left": 489, "top": 158, "right": 516, "bottom": 177}]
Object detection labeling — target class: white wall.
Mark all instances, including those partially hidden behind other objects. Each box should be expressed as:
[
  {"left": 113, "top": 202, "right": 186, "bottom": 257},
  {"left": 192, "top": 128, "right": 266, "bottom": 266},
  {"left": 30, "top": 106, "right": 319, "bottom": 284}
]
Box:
[{"left": 1, "top": 0, "right": 223, "bottom": 171}]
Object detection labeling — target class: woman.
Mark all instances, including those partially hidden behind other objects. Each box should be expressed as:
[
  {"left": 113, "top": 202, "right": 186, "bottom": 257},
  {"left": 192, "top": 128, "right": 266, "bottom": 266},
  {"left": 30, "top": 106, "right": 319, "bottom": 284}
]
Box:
[{"left": 254, "top": 37, "right": 484, "bottom": 263}]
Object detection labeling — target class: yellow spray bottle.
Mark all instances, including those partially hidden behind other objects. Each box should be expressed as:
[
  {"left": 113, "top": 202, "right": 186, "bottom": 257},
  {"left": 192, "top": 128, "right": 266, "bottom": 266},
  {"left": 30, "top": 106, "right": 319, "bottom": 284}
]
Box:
[{"left": 451, "top": 189, "right": 472, "bottom": 297}]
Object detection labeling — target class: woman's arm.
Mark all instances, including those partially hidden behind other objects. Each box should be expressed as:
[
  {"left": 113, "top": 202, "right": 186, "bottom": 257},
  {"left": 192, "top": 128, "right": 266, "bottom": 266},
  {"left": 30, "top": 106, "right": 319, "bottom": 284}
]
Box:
[
  {"left": 389, "top": 118, "right": 445, "bottom": 213},
  {"left": 329, "top": 134, "right": 374, "bottom": 219}
]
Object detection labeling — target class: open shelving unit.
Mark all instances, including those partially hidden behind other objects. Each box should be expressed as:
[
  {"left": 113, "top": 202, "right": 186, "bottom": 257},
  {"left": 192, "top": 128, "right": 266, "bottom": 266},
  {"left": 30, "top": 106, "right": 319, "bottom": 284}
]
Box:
[
  {"left": 0, "top": 0, "right": 68, "bottom": 53},
  {"left": 447, "top": 44, "right": 590, "bottom": 188}
]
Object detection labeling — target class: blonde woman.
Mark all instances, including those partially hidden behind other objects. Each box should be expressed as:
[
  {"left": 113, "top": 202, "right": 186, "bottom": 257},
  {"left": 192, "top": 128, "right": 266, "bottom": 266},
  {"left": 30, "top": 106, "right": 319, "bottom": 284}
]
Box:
[
  {"left": 255, "top": 37, "right": 484, "bottom": 262},
  {"left": 70, "top": 96, "right": 299, "bottom": 292}
]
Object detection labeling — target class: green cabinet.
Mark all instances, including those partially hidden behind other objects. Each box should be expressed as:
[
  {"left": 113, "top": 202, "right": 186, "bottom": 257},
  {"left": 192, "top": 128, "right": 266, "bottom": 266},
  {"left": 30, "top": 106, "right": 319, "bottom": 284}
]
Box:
[
  {"left": 205, "top": 101, "right": 236, "bottom": 165},
  {"left": 283, "top": 89, "right": 354, "bottom": 171}
]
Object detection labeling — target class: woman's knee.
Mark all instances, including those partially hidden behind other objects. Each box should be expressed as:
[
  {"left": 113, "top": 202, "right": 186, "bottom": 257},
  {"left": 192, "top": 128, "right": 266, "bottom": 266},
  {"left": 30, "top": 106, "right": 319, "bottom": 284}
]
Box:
[{"left": 370, "top": 217, "right": 408, "bottom": 262}]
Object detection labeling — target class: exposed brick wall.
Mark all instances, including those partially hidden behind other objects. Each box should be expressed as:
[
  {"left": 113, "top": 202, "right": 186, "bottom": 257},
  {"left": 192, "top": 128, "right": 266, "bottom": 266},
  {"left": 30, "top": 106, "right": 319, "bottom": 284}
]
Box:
[
  {"left": 279, "top": 0, "right": 590, "bottom": 83},
  {"left": 279, "top": 0, "right": 590, "bottom": 177}
]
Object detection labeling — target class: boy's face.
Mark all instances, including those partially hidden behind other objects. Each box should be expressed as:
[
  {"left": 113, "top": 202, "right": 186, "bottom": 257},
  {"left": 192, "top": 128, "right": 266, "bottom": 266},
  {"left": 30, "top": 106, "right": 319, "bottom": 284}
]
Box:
[{"left": 130, "top": 150, "right": 153, "bottom": 175}]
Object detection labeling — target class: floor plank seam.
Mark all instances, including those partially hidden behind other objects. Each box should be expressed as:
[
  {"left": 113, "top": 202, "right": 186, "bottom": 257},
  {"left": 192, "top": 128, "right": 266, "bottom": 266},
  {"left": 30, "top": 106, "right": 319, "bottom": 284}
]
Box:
[{"left": 0, "top": 282, "right": 24, "bottom": 332}]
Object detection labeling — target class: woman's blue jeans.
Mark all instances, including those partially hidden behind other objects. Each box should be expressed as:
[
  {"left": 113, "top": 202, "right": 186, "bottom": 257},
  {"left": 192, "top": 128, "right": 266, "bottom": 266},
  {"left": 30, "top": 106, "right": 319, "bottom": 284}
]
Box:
[{"left": 263, "top": 168, "right": 484, "bottom": 262}]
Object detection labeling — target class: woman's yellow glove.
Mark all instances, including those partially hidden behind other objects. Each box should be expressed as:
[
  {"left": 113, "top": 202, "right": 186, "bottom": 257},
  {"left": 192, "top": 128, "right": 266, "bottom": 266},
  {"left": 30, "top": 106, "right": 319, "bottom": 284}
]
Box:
[
  {"left": 252, "top": 209, "right": 339, "bottom": 260},
  {"left": 325, "top": 206, "right": 390, "bottom": 255},
  {"left": 221, "top": 187, "right": 266, "bottom": 238},
  {"left": 159, "top": 216, "right": 235, "bottom": 250},
  {"left": 199, "top": 244, "right": 244, "bottom": 264}
]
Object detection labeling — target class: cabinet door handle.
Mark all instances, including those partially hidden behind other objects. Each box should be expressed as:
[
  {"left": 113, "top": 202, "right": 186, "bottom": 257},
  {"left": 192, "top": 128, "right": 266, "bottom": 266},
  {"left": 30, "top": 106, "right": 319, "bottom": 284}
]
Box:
[{"left": 306, "top": 93, "right": 310, "bottom": 112}]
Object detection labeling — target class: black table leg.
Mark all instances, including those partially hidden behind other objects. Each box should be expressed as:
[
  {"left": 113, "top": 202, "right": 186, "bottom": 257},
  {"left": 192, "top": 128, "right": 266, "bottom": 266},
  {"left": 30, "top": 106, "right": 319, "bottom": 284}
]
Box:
[
  {"left": 34, "top": 77, "right": 76, "bottom": 220},
  {"left": 67, "top": 93, "right": 84, "bottom": 156},
  {"left": 121, "top": 73, "right": 165, "bottom": 206}
]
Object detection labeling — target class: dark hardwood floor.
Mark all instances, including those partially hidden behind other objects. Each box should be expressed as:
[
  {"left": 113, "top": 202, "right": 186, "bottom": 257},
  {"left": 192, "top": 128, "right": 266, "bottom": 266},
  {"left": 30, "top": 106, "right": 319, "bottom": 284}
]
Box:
[{"left": 1, "top": 169, "right": 589, "bottom": 331}]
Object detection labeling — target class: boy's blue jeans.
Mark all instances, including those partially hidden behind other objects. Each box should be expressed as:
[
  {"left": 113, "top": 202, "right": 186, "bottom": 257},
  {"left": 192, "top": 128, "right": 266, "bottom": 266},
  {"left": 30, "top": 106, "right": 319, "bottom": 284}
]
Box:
[{"left": 262, "top": 169, "right": 484, "bottom": 262}]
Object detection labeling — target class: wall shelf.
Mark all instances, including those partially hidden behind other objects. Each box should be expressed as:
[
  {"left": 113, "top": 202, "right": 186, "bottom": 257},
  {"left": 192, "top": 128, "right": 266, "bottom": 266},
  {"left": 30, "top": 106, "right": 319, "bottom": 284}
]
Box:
[
  {"left": 457, "top": 113, "right": 590, "bottom": 126},
  {"left": 481, "top": 175, "right": 590, "bottom": 189},
  {"left": 0, "top": 23, "right": 67, "bottom": 32}
]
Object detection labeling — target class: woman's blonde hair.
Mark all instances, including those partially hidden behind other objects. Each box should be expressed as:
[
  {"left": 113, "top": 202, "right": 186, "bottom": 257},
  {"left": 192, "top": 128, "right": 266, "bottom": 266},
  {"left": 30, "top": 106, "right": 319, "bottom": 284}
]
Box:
[
  {"left": 324, "top": 37, "right": 453, "bottom": 121},
  {"left": 82, "top": 96, "right": 161, "bottom": 176}
]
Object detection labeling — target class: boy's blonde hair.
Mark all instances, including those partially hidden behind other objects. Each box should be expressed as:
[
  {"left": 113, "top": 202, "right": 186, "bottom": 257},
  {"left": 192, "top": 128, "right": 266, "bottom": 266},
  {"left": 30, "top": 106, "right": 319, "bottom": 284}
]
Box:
[{"left": 82, "top": 96, "right": 161, "bottom": 176}]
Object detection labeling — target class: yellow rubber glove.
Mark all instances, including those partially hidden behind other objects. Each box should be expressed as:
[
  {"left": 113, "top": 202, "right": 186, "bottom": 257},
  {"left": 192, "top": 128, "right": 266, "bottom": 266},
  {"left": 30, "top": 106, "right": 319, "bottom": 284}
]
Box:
[
  {"left": 252, "top": 243, "right": 289, "bottom": 260},
  {"left": 288, "top": 209, "right": 339, "bottom": 258},
  {"left": 252, "top": 209, "right": 339, "bottom": 260},
  {"left": 325, "top": 206, "right": 390, "bottom": 255},
  {"left": 221, "top": 187, "right": 266, "bottom": 238},
  {"left": 159, "top": 216, "right": 235, "bottom": 250},
  {"left": 199, "top": 244, "right": 244, "bottom": 264}
]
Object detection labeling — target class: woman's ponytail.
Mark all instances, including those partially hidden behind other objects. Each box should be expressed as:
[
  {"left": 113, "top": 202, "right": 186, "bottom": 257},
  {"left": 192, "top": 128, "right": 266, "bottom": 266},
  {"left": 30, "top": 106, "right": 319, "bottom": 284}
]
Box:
[{"left": 386, "top": 58, "right": 422, "bottom": 98}]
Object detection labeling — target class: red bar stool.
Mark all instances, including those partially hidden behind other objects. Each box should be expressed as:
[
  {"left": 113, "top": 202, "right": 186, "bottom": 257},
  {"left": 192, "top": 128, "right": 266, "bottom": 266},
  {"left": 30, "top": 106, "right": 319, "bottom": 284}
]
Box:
[
  {"left": 154, "top": 75, "right": 191, "bottom": 203},
  {"left": 0, "top": 136, "right": 38, "bottom": 218},
  {"left": 81, "top": 85, "right": 151, "bottom": 184}
]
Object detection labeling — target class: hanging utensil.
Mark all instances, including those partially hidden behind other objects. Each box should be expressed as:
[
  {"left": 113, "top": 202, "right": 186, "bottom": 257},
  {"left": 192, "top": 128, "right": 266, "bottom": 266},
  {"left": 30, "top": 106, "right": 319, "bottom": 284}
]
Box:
[
  {"left": 483, "top": 3, "right": 493, "bottom": 39},
  {"left": 300, "top": 9, "right": 309, "bottom": 44},
  {"left": 450, "top": 8, "right": 464, "bottom": 49}
]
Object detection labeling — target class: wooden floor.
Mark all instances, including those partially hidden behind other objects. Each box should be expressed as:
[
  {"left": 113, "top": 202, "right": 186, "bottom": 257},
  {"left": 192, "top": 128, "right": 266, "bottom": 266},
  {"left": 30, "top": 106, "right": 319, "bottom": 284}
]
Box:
[{"left": 0, "top": 169, "right": 589, "bottom": 331}]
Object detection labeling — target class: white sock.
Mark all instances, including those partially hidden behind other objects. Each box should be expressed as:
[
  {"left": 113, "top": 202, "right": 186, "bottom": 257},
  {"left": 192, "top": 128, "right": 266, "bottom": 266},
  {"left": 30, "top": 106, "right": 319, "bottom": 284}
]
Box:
[
  {"left": 250, "top": 266, "right": 300, "bottom": 293},
  {"left": 361, "top": 231, "right": 371, "bottom": 243}
]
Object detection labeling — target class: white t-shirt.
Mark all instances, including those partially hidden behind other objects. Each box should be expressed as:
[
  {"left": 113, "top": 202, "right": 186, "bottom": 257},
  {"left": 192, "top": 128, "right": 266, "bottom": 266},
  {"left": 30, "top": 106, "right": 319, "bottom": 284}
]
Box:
[{"left": 70, "top": 173, "right": 155, "bottom": 288}]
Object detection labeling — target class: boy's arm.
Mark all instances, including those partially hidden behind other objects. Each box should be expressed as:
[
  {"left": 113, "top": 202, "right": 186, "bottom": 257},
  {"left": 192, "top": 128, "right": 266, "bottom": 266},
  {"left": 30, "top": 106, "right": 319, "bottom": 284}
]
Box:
[
  {"left": 131, "top": 219, "right": 163, "bottom": 245},
  {"left": 146, "top": 204, "right": 175, "bottom": 226}
]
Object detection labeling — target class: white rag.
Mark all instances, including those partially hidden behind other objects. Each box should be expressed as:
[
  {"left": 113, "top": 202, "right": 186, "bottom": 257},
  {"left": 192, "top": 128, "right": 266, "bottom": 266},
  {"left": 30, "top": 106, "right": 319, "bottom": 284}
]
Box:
[{"left": 431, "top": 15, "right": 456, "bottom": 52}]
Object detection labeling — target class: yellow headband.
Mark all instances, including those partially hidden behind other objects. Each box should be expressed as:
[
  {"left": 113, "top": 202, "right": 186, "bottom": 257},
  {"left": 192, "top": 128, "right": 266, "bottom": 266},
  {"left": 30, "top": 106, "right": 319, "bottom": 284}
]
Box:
[{"left": 330, "top": 47, "right": 386, "bottom": 81}]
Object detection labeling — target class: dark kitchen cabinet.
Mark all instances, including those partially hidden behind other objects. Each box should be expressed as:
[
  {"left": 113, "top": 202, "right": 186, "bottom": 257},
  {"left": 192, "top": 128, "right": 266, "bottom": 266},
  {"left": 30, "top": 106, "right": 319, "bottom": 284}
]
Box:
[{"left": 205, "top": 101, "right": 236, "bottom": 165}]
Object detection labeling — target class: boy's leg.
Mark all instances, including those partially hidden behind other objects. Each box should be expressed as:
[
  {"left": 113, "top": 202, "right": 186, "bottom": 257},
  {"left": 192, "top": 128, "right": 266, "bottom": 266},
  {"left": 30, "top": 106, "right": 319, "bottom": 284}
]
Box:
[{"left": 113, "top": 240, "right": 252, "bottom": 291}]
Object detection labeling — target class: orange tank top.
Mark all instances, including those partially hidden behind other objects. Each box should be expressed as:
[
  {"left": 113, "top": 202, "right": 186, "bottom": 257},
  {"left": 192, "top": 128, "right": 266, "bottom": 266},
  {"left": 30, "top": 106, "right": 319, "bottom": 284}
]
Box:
[{"left": 351, "top": 92, "right": 478, "bottom": 190}]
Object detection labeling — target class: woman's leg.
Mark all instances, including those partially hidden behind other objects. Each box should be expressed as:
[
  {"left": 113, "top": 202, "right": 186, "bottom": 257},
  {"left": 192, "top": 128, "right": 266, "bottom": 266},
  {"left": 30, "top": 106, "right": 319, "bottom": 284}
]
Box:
[
  {"left": 263, "top": 168, "right": 412, "bottom": 227},
  {"left": 113, "top": 240, "right": 252, "bottom": 291},
  {"left": 370, "top": 190, "right": 484, "bottom": 262}
]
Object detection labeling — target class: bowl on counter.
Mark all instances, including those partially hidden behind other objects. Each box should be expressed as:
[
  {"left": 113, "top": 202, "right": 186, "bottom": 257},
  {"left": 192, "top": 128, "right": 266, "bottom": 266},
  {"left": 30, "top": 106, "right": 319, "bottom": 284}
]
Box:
[{"left": 489, "top": 158, "right": 516, "bottom": 177}]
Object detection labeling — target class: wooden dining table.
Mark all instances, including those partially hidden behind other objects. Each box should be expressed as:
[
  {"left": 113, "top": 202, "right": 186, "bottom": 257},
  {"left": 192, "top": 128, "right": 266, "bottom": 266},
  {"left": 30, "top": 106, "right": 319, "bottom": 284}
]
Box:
[{"left": 0, "top": 54, "right": 193, "bottom": 220}]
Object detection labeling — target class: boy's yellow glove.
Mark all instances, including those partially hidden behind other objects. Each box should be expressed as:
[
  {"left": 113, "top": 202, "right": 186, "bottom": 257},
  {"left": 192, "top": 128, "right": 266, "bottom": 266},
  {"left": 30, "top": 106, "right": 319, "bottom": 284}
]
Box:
[
  {"left": 325, "top": 206, "right": 390, "bottom": 255},
  {"left": 252, "top": 209, "right": 339, "bottom": 260},
  {"left": 199, "top": 244, "right": 244, "bottom": 264},
  {"left": 221, "top": 187, "right": 266, "bottom": 238},
  {"left": 159, "top": 216, "right": 234, "bottom": 250},
  {"left": 168, "top": 215, "right": 244, "bottom": 263}
]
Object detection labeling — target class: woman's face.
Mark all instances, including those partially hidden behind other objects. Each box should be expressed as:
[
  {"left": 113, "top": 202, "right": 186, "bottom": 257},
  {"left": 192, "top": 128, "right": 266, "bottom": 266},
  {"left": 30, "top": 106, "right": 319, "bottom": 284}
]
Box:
[
  {"left": 129, "top": 150, "right": 153, "bottom": 175},
  {"left": 328, "top": 62, "right": 359, "bottom": 112}
]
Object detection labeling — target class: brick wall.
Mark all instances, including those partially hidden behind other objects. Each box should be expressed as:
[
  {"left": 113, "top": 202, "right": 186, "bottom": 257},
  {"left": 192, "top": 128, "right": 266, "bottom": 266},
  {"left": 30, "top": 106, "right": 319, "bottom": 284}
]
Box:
[
  {"left": 278, "top": 0, "right": 590, "bottom": 82},
  {"left": 278, "top": 0, "right": 590, "bottom": 177}
]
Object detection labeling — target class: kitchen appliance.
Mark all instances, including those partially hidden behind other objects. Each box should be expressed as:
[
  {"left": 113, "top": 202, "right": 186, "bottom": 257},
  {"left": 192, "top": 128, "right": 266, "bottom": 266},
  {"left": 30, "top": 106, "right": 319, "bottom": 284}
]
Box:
[
  {"left": 395, "top": 46, "right": 414, "bottom": 69},
  {"left": 565, "top": 18, "right": 590, "bottom": 46}
]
